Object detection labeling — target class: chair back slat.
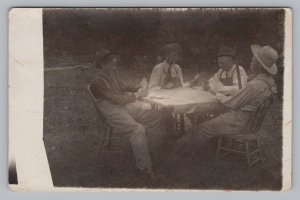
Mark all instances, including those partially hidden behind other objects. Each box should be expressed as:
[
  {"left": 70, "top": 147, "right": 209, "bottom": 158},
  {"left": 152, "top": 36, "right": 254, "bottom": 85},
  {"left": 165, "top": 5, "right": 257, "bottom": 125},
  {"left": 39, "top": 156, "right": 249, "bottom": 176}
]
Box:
[
  {"left": 86, "top": 84, "right": 110, "bottom": 127},
  {"left": 87, "top": 85, "right": 131, "bottom": 155},
  {"left": 242, "top": 94, "right": 275, "bottom": 135}
]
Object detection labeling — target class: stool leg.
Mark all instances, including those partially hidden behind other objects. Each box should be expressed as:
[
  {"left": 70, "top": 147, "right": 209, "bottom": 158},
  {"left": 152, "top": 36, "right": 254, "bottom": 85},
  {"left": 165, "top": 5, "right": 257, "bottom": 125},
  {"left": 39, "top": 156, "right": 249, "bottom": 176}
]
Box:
[
  {"left": 174, "top": 114, "right": 181, "bottom": 137},
  {"left": 216, "top": 137, "right": 223, "bottom": 161},
  {"left": 180, "top": 114, "right": 185, "bottom": 136},
  {"left": 256, "top": 138, "right": 264, "bottom": 164},
  {"left": 98, "top": 126, "right": 108, "bottom": 156},
  {"left": 245, "top": 141, "right": 251, "bottom": 167}
]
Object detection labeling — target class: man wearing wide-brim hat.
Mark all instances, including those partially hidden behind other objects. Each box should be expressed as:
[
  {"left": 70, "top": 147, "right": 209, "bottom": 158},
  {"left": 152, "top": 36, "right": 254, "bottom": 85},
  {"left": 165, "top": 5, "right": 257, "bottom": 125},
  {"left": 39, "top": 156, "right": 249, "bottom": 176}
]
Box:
[
  {"left": 206, "top": 46, "right": 248, "bottom": 96},
  {"left": 173, "top": 44, "right": 278, "bottom": 153},
  {"left": 148, "top": 43, "right": 184, "bottom": 89}
]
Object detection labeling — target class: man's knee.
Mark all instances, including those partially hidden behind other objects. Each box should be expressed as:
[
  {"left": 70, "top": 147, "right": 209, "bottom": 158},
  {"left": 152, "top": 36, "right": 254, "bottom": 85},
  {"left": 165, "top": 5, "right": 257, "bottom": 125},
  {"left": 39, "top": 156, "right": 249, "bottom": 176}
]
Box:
[
  {"left": 128, "top": 124, "right": 146, "bottom": 143},
  {"left": 135, "top": 123, "right": 145, "bottom": 134}
]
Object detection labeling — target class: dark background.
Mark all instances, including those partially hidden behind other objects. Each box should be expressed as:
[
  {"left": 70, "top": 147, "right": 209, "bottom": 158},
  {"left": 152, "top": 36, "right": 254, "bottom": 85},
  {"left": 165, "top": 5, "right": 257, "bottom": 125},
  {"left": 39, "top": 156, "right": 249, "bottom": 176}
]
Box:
[
  {"left": 43, "top": 8, "right": 284, "bottom": 76},
  {"left": 43, "top": 8, "right": 285, "bottom": 189}
]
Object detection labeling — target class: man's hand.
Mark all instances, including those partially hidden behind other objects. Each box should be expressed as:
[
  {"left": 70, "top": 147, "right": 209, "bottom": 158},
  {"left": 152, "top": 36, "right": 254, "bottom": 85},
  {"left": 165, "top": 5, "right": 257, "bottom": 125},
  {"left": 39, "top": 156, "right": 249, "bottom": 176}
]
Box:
[
  {"left": 182, "top": 82, "right": 191, "bottom": 87},
  {"left": 135, "top": 88, "right": 149, "bottom": 98},
  {"left": 208, "top": 77, "right": 224, "bottom": 93},
  {"left": 215, "top": 93, "right": 232, "bottom": 104},
  {"left": 184, "top": 73, "right": 200, "bottom": 88},
  {"left": 215, "top": 92, "right": 227, "bottom": 101},
  {"left": 137, "top": 77, "right": 148, "bottom": 89},
  {"left": 164, "top": 82, "right": 175, "bottom": 89},
  {"left": 202, "top": 83, "right": 211, "bottom": 91}
]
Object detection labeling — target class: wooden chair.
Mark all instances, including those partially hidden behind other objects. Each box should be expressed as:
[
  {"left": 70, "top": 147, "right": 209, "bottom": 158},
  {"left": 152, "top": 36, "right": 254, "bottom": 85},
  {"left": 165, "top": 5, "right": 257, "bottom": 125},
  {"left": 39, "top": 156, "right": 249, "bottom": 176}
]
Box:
[
  {"left": 86, "top": 85, "right": 130, "bottom": 155},
  {"left": 215, "top": 94, "right": 275, "bottom": 167}
]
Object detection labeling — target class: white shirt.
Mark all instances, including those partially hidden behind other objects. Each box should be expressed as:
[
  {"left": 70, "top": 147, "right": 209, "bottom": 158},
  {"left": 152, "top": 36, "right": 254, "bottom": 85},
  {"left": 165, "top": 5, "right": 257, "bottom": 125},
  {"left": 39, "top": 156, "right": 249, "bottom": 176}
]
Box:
[
  {"left": 148, "top": 60, "right": 184, "bottom": 89},
  {"left": 209, "top": 65, "right": 248, "bottom": 95}
]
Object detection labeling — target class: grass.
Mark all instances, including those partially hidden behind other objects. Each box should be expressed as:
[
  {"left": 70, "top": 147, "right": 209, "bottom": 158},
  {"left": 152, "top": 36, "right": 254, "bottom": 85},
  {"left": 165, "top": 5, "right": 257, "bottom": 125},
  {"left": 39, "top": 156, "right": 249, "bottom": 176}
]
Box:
[{"left": 43, "top": 60, "right": 283, "bottom": 190}]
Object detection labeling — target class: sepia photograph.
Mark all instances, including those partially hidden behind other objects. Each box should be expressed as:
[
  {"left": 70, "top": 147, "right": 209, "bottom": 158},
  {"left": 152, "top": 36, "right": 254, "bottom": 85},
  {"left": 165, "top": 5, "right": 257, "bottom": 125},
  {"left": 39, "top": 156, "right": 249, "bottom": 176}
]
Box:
[{"left": 8, "top": 7, "right": 292, "bottom": 191}]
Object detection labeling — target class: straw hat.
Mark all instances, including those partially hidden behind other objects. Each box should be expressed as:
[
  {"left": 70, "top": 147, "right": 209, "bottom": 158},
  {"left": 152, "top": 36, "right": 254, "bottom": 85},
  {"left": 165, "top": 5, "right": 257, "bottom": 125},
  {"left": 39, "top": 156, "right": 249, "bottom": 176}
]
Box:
[{"left": 251, "top": 44, "right": 278, "bottom": 75}]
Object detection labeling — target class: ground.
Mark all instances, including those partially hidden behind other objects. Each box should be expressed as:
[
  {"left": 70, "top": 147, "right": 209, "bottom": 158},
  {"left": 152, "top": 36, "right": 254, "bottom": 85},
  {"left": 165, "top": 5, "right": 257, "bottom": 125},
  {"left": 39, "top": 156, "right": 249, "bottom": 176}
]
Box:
[{"left": 43, "top": 61, "right": 283, "bottom": 190}]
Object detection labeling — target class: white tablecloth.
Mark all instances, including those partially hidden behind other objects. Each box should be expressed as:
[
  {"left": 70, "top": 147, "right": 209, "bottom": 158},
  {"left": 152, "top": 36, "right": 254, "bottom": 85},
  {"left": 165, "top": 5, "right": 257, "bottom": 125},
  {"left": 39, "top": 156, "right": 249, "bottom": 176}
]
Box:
[{"left": 141, "top": 87, "right": 222, "bottom": 114}]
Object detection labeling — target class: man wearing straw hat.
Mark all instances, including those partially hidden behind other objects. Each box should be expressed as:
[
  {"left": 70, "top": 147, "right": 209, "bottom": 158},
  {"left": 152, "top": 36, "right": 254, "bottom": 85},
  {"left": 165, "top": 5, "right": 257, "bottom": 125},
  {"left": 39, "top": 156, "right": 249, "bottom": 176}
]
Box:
[{"left": 172, "top": 44, "right": 278, "bottom": 152}]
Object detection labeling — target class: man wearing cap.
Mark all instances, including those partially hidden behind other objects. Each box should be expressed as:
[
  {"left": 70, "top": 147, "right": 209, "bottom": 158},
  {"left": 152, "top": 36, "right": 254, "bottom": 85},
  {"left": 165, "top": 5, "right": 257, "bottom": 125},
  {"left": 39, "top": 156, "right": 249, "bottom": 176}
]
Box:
[
  {"left": 206, "top": 46, "right": 248, "bottom": 96},
  {"left": 172, "top": 44, "right": 278, "bottom": 153},
  {"left": 90, "top": 48, "right": 172, "bottom": 179},
  {"left": 148, "top": 43, "right": 184, "bottom": 89}
]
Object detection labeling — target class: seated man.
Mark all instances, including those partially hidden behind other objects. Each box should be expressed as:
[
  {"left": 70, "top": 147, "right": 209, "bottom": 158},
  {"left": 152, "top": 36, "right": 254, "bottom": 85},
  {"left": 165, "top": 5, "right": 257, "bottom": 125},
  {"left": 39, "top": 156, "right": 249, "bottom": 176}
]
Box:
[
  {"left": 90, "top": 48, "right": 171, "bottom": 179},
  {"left": 205, "top": 46, "right": 248, "bottom": 96},
  {"left": 148, "top": 43, "right": 184, "bottom": 89},
  {"left": 173, "top": 44, "right": 278, "bottom": 152}
]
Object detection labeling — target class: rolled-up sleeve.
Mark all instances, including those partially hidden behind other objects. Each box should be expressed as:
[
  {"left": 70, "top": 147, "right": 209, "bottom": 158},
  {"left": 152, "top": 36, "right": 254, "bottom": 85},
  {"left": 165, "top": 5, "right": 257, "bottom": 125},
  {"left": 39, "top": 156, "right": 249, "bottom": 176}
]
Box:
[
  {"left": 208, "top": 69, "right": 224, "bottom": 92},
  {"left": 148, "top": 65, "right": 161, "bottom": 89},
  {"left": 209, "top": 69, "right": 222, "bottom": 85}
]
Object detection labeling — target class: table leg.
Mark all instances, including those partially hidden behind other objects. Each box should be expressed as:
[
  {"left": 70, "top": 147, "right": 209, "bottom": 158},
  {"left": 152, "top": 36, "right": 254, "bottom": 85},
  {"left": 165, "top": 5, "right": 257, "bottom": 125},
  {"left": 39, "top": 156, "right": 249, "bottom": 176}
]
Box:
[
  {"left": 173, "top": 114, "right": 179, "bottom": 137},
  {"left": 180, "top": 113, "right": 185, "bottom": 136},
  {"left": 151, "top": 104, "right": 158, "bottom": 111}
]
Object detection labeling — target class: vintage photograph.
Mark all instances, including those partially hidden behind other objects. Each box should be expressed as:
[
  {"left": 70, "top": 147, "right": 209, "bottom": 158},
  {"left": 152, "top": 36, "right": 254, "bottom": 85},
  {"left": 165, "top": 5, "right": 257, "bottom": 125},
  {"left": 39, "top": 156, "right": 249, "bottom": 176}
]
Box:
[{"left": 40, "top": 8, "right": 289, "bottom": 190}]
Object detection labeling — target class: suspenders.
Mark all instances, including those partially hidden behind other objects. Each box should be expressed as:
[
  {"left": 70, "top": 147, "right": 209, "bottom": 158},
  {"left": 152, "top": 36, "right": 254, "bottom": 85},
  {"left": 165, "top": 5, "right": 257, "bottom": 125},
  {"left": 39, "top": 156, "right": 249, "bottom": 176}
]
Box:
[
  {"left": 220, "top": 65, "right": 242, "bottom": 89},
  {"left": 236, "top": 65, "right": 242, "bottom": 90}
]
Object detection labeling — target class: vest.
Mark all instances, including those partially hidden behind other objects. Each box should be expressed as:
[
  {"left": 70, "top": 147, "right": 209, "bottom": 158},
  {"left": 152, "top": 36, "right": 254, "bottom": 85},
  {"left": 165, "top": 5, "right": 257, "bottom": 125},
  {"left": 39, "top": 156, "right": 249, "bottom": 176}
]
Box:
[
  {"left": 219, "top": 65, "right": 242, "bottom": 89},
  {"left": 162, "top": 65, "right": 182, "bottom": 89},
  {"left": 219, "top": 68, "right": 236, "bottom": 86}
]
